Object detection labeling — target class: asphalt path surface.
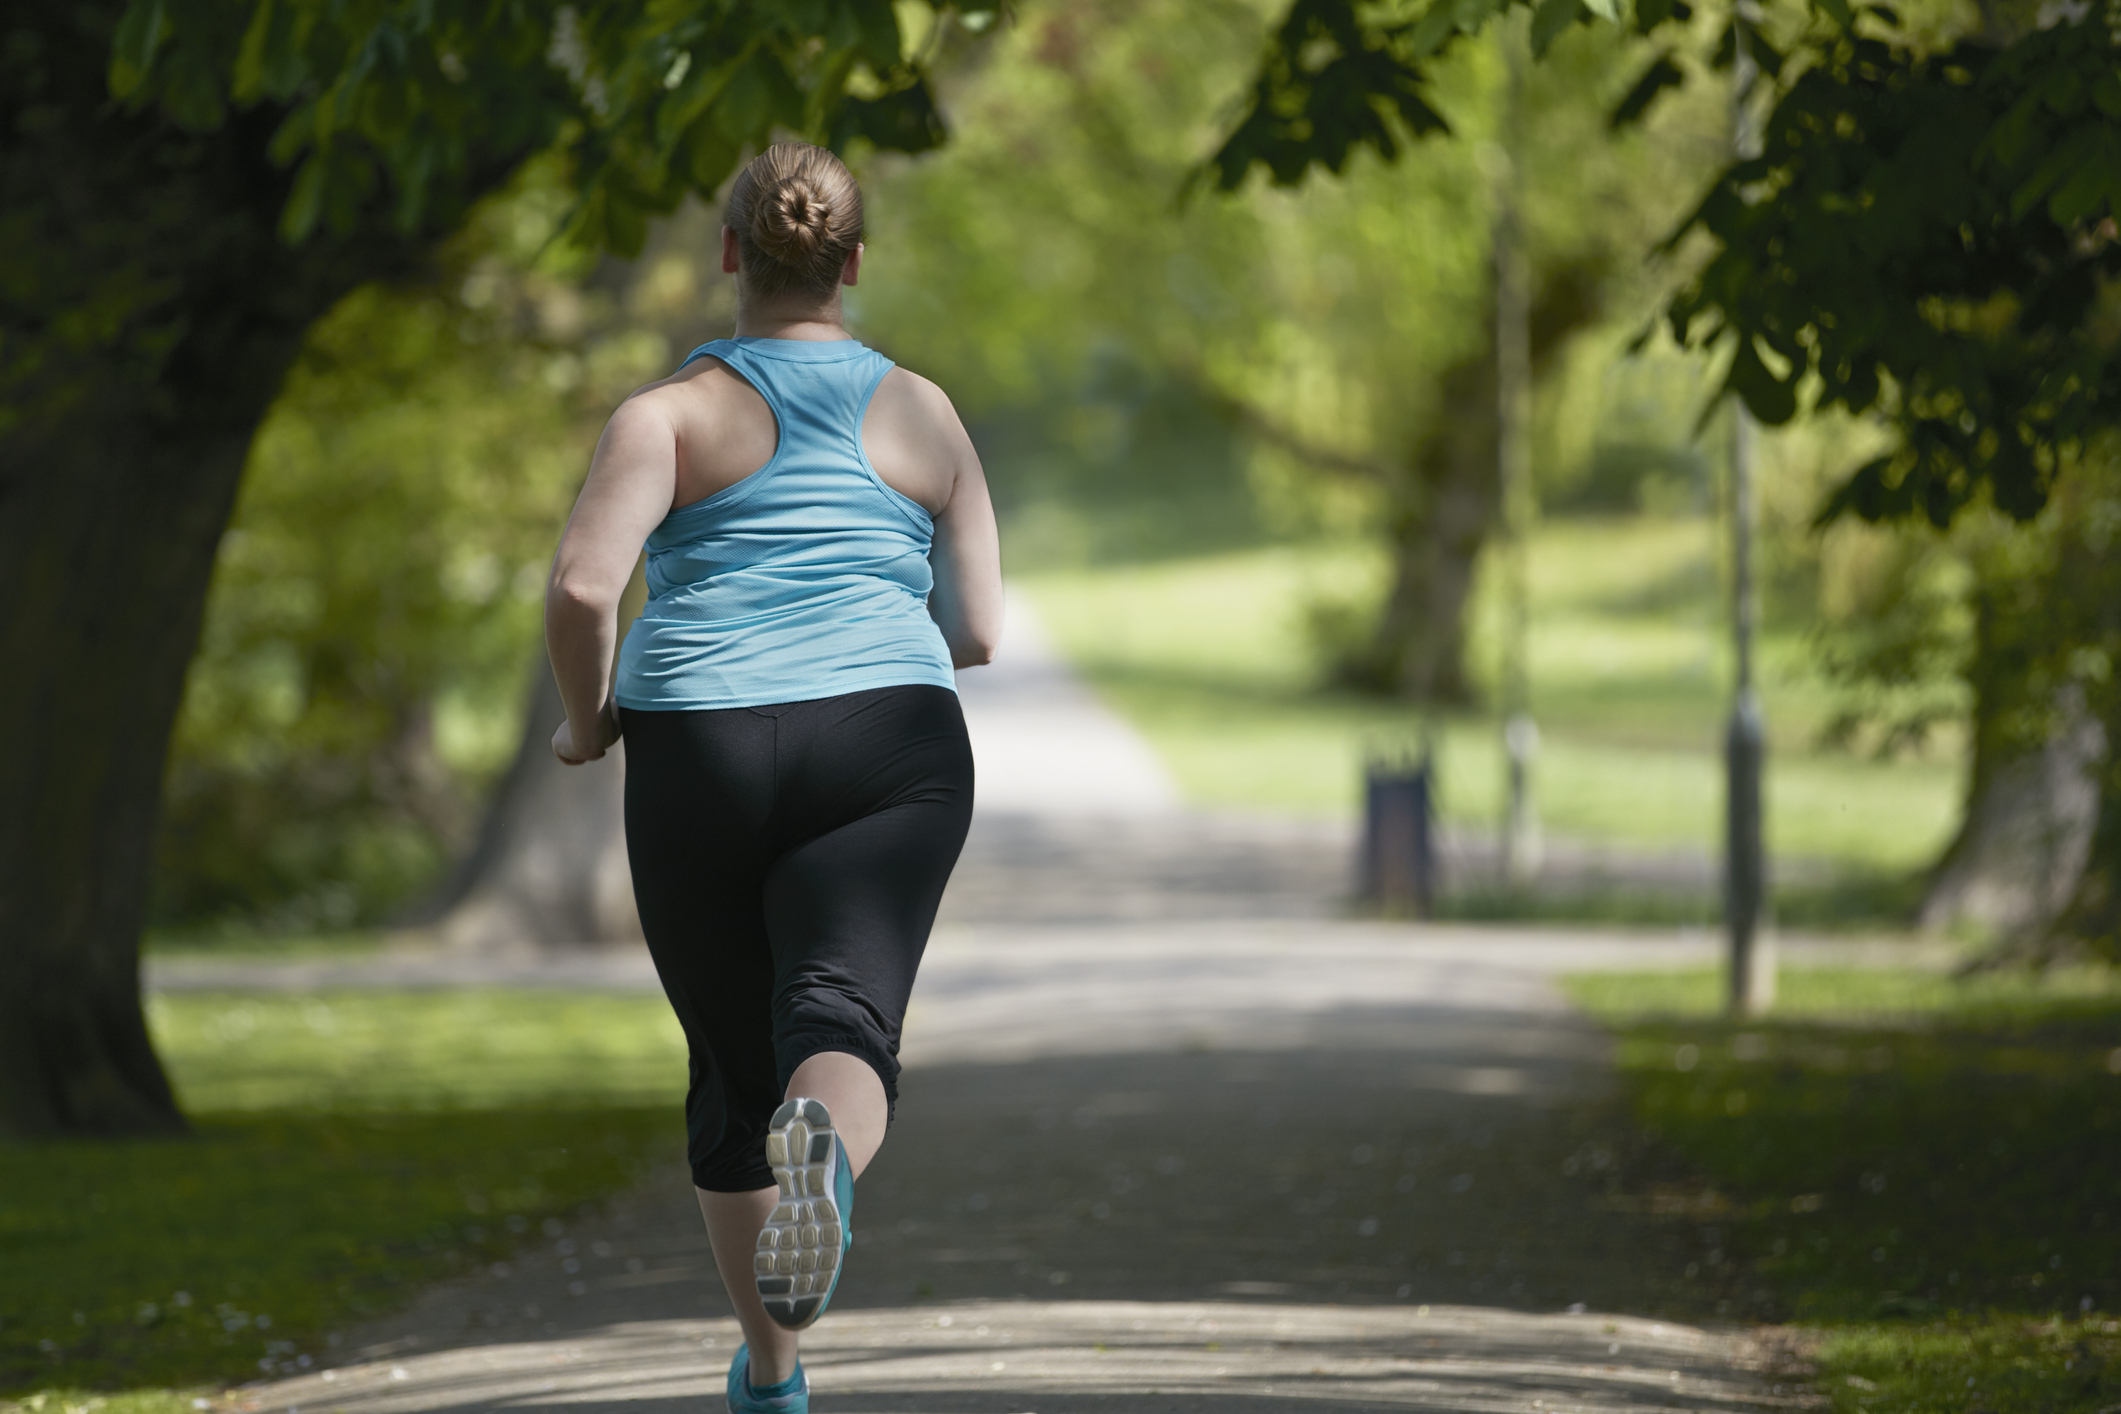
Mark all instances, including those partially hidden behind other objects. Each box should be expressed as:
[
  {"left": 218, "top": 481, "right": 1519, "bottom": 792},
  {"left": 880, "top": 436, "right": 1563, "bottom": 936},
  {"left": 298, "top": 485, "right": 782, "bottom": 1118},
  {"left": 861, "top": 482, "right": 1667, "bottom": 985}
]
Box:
[{"left": 183, "top": 597, "right": 1867, "bottom": 1411}]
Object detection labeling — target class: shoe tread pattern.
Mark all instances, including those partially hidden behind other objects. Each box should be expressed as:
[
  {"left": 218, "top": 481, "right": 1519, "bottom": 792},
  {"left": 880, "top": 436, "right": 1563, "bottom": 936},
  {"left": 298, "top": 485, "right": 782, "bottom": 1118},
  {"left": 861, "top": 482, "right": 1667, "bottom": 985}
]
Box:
[{"left": 755, "top": 1097, "right": 844, "bottom": 1329}]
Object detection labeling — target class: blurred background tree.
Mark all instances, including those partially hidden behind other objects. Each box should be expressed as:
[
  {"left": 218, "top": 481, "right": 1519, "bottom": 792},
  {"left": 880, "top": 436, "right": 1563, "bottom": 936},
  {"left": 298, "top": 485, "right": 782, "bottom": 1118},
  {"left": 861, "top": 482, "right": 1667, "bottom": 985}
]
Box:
[
  {"left": 857, "top": 0, "right": 1730, "bottom": 703},
  {"left": 1204, "top": 0, "right": 2121, "bottom": 961},
  {"left": 155, "top": 171, "right": 667, "bottom": 932},
  {"left": 0, "top": 0, "right": 990, "bottom": 1137}
]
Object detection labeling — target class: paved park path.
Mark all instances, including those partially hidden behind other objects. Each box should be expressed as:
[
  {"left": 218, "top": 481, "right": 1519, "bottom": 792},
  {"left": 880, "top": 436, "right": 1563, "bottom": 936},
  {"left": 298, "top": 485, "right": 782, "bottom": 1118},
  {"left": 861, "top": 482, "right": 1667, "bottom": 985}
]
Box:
[{"left": 168, "top": 597, "right": 1855, "bottom": 1413}]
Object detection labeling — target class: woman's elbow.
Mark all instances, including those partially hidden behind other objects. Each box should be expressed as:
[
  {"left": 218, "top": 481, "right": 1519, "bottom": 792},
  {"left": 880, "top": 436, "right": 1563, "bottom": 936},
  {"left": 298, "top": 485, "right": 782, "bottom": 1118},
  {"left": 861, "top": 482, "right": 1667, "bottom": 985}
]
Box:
[
  {"left": 546, "top": 572, "right": 618, "bottom": 621},
  {"left": 953, "top": 638, "right": 998, "bottom": 670}
]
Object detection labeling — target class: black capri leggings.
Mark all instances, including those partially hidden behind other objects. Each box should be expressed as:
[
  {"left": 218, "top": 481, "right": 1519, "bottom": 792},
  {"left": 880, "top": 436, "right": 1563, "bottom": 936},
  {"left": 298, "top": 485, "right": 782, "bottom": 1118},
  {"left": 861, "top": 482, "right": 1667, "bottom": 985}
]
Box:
[{"left": 620, "top": 685, "right": 974, "bottom": 1193}]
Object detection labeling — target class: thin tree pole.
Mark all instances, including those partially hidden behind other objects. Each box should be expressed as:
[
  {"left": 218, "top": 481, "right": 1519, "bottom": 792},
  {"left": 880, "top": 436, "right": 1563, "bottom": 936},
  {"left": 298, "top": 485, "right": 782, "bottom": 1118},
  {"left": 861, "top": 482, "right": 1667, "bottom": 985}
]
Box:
[
  {"left": 1726, "top": 0, "right": 1775, "bottom": 1014},
  {"left": 1496, "top": 16, "right": 1541, "bottom": 887}
]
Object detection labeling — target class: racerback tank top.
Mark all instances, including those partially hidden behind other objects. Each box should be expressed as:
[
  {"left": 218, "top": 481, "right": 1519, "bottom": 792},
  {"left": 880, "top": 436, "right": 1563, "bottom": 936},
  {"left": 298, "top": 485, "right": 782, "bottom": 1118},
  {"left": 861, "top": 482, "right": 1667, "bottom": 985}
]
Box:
[{"left": 613, "top": 337, "right": 957, "bottom": 711}]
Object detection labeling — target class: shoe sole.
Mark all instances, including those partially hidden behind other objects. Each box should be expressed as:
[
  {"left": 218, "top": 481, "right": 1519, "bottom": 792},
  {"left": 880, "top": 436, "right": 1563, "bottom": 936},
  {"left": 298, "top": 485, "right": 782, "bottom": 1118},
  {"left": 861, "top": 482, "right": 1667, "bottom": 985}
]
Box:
[{"left": 754, "top": 1098, "right": 844, "bottom": 1330}]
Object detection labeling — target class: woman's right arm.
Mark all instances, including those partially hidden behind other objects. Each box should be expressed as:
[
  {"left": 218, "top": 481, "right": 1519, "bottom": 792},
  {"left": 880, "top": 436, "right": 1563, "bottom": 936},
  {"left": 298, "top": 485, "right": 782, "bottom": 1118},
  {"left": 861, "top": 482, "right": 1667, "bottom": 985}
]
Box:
[{"left": 545, "top": 393, "right": 677, "bottom": 764}]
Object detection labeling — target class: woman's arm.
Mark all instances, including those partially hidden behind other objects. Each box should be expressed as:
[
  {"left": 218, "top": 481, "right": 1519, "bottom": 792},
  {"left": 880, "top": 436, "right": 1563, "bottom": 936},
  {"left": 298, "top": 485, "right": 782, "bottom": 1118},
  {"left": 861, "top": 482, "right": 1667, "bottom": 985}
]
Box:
[
  {"left": 925, "top": 400, "right": 1004, "bottom": 669},
  {"left": 545, "top": 394, "right": 678, "bottom": 763}
]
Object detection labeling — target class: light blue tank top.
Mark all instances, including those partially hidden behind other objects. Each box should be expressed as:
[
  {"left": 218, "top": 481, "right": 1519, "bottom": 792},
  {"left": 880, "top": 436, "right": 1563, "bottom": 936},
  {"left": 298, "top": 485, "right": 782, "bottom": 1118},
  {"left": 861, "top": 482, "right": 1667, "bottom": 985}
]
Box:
[{"left": 614, "top": 337, "right": 957, "bottom": 711}]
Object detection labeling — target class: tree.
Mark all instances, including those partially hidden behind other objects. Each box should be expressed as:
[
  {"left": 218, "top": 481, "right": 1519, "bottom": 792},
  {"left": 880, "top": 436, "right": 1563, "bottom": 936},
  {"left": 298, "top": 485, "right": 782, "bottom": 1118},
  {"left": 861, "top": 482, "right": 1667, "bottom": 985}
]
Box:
[
  {"left": 1206, "top": 0, "right": 1719, "bottom": 704},
  {"left": 0, "top": 0, "right": 989, "bottom": 1137},
  {"left": 856, "top": 1, "right": 1693, "bottom": 709},
  {"left": 1659, "top": 11, "right": 2121, "bottom": 958},
  {"left": 1219, "top": 0, "right": 2121, "bottom": 955}
]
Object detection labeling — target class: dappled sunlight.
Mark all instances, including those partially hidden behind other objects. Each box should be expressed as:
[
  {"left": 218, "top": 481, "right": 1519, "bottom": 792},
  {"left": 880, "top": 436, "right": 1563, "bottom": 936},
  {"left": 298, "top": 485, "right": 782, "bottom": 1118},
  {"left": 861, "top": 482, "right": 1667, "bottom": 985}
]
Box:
[{"left": 218, "top": 1301, "right": 1791, "bottom": 1414}]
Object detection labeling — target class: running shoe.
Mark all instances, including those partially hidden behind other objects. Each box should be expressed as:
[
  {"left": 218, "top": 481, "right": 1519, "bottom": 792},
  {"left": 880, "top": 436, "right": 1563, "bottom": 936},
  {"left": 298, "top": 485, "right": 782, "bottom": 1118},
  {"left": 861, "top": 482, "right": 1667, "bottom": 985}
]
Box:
[
  {"left": 754, "top": 1096, "right": 854, "bottom": 1330},
  {"left": 725, "top": 1343, "right": 807, "bottom": 1413}
]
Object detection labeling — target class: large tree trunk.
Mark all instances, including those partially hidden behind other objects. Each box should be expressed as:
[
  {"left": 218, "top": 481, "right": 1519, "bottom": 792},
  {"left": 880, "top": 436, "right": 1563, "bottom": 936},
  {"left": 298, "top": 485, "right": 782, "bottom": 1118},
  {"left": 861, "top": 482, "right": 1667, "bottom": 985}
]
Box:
[
  {"left": 1338, "top": 264, "right": 1605, "bottom": 703},
  {"left": 1358, "top": 351, "right": 1502, "bottom": 702},
  {"left": 0, "top": 402, "right": 264, "bottom": 1136},
  {"left": 0, "top": 7, "right": 428, "bottom": 1136},
  {"left": 1921, "top": 685, "right": 2103, "bottom": 937},
  {"left": 2051, "top": 706, "right": 2121, "bottom": 962},
  {"left": 413, "top": 669, "right": 643, "bottom": 953},
  {"left": 1927, "top": 459, "right": 2121, "bottom": 961},
  {"left": 2034, "top": 471, "right": 2121, "bottom": 963},
  {"left": 413, "top": 566, "right": 650, "bottom": 952}
]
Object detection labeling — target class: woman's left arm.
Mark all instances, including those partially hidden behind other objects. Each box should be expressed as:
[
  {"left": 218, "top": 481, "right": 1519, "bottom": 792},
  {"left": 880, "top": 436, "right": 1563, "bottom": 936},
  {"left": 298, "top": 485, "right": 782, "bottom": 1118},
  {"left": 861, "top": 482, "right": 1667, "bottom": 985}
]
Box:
[
  {"left": 925, "top": 402, "right": 1004, "bottom": 670},
  {"left": 545, "top": 393, "right": 679, "bottom": 764}
]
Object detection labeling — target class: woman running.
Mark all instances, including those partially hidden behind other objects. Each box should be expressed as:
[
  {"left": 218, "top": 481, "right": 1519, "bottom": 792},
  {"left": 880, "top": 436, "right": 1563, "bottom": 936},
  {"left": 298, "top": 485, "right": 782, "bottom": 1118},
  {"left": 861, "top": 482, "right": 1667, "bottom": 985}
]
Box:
[{"left": 543, "top": 141, "right": 1003, "bottom": 1414}]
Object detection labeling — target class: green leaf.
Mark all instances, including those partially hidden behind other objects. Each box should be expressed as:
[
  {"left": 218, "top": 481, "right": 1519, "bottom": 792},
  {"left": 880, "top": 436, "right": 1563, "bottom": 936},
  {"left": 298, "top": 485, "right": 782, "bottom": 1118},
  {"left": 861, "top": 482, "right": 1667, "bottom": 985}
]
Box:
[
  {"left": 1409, "top": 1, "right": 1459, "bottom": 56},
  {"left": 1530, "top": 0, "right": 1585, "bottom": 57},
  {"left": 2046, "top": 128, "right": 2121, "bottom": 225},
  {"left": 279, "top": 155, "right": 328, "bottom": 244},
  {"left": 2010, "top": 126, "right": 2100, "bottom": 222},
  {"left": 1609, "top": 52, "right": 1684, "bottom": 127},
  {"left": 714, "top": 61, "right": 771, "bottom": 138},
  {"left": 232, "top": 0, "right": 308, "bottom": 102},
  {"left": 831, "top": 77, "right": 947, "bottom": 155},
  {"left": 1982, "top": 90, "right": 2044, "bottom": 169},
  {"left": 1452, "top": 0, "right": 1505, "bottom": 34},
  {"left": 267, "top": 102, "right": 317, "bottom": 167},
  {"left": 603, "top": 187, "right": 648, "bottom": 258},
  {"left": 1811, "top": 0, "right": 1855, "bottom": 32},
  {"left": 108, "top": 0, "right": 168, "bottom": 99},
  {"left": 1725, "top": 337, "right": 1798, "bottom": 425},
  {"left": 2094, "top": 70, "right": 2121, "bottom": 120},
  {"left": 682, "top": 121, "right": 743, "bottom": 189},
  {"left": 658, "top": 51, "right": 743, "bottom": 147},
  {"left": 161, "top": 52, "right": 228, "bottom": 132},
  {"left": 843, "top": 0, "right": 902, "bottom": 71},
  {"left": 1581, "top": 0, "right": 1620, "bottom": 24},
  {"left": 1633, "top": 0, "right": 1682, "bottom": 32}
]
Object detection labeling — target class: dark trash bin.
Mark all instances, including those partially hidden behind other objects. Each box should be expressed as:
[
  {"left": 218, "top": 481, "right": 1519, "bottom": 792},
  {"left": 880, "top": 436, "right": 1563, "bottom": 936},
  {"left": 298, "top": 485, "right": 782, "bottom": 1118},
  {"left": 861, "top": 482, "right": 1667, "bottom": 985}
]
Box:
[{"left": 1361, "top": 754, "right": 1436, "bottom": 916}]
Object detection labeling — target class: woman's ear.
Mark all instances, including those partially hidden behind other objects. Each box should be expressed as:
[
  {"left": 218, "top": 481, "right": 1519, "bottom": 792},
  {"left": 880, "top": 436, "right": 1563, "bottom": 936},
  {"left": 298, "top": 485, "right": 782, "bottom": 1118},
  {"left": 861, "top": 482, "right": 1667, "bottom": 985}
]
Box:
[
  {"left": 841, "top": 242, "right": 864, "bottom": 288},
  {"left": 721, "top": 225, "right": 741, "bottom": 276}
]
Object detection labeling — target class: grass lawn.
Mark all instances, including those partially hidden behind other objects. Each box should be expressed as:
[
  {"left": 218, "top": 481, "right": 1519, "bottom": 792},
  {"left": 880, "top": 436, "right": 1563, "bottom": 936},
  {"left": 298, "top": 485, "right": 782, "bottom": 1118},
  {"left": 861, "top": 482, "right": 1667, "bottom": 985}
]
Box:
[
  {"left": 0, "top": 991, "right": 686, "bottom": 1399},
  {"left": 1563, "top": 966, "right": 2121, "bottom": 1412},
  {"left": 1016, "top": 525, "right": 1964, "bottom": 883}
]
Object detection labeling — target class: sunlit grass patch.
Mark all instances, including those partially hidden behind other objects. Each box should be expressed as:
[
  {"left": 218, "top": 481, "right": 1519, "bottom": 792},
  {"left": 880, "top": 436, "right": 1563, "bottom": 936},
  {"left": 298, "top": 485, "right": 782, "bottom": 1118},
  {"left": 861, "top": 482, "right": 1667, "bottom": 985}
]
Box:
[
  {"left": 1564, "top": 965, "right": 2121, "bottom": 1025},
  {"left": 1, "top": 990, "right": 687, "bottom": 1397},
  {"left": 140, "top": 929, "right": 388, "bottom": 960},
  {"left": 1016, "top": 528, "right": 1963, "bottom": 883},
  {"left": 147, "top": 990, "right": 684, "bottom": 1113},
  {"left": 1815, "top": 1318, "right": 2121, "bottom": 1414},
  {"left": 0, "top": 1388, "right": 216, "bottom": 1414},
  {"left": 1565, "top": 967, "right": 2121, "bottom": 1412}
]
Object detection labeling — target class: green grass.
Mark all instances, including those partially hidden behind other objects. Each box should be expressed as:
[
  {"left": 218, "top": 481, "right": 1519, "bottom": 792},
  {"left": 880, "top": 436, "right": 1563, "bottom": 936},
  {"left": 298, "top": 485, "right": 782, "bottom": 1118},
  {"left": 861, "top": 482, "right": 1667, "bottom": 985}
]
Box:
[
  {"left": 147, "top": 991, "right": 684, "bottom": 1112},
  {"left": 1563, "top": 967, "right": 2121, "bottom": 1412},
  {"left": 1016, "top": 526, "right": 1964, "bottom": 878},
  {"left": 1, "top": 991, "right": 687, "bottom": 1396},
  {"left": 140, "top": 929, "right": 388, "bottom": 961}
]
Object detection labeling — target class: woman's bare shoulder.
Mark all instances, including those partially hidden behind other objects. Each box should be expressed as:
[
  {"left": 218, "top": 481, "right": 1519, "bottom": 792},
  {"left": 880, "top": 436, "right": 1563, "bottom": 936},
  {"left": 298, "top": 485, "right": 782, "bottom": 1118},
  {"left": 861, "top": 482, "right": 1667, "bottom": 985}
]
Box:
[
  {"left": 868, "top": 365, "right": 971, "bottom": 451},
  {"left": 614, "top": 355, "right": 772, "bottom": 443},
  {"left": 873, "top": 364, "right": 956, "bottom": 415},
  {"left": 626, "top": 354, "right": 758, "bottom": 413}
]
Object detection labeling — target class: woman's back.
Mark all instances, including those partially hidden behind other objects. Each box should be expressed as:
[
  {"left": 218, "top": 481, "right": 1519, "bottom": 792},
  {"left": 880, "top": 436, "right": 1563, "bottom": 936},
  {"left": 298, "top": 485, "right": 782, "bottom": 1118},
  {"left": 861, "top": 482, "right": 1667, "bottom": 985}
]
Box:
[{"left": 613, "top": 336, "right": 957, "bottom": 710}]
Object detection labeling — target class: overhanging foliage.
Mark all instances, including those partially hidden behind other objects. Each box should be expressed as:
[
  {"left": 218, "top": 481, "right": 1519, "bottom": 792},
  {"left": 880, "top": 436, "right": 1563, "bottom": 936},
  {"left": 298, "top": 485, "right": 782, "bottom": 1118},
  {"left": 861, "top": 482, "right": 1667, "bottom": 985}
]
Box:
[
  {"left": 1214, "top": 0, "right": 2121, "bottom": 528},
  {"left": 107, "top": 0, "right": 993, "bottom": 255}
]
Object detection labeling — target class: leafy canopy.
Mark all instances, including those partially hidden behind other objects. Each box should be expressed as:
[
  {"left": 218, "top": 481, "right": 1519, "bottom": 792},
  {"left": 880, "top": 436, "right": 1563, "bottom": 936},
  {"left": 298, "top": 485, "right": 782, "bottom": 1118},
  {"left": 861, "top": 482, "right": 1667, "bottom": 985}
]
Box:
[
  {"left": 109, "top": 0, "right": 1000, "bottom": 256},
  {"left": 1668, "top": 15, "right": 2121, "bottom": 527},
  {"left": 1214, "top": 0, "right": 2121, "bottom": 526}
]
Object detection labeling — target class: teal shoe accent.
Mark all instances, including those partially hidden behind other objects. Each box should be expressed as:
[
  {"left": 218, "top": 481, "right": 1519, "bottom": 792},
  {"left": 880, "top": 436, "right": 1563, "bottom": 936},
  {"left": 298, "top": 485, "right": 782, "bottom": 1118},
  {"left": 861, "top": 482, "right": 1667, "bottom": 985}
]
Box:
[
  {"left": 755, "top": 1098, "right": 853, "bottom": 1330},
  {"left": 818, "top": 1139, "right": 854, "bottom": 1308},
  {"left": 726, "top": 1344, "right": 807, "bottom": 1413}
]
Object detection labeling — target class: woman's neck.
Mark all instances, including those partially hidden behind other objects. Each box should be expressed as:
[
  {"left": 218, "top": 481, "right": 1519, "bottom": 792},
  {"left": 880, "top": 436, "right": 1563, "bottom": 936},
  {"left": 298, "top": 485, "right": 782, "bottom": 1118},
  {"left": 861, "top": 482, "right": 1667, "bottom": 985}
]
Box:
[{"left": 734, "top": 299, "right": 849, "bottom": 342}]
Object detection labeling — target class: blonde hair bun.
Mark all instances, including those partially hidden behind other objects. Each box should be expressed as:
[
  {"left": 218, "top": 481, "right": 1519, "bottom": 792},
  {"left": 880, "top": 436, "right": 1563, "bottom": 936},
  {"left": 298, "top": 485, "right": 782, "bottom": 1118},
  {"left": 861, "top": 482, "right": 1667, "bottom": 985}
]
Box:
[
  {"left": 753, "top": 179, "right": 831, "bottom": 261},
  {"left": 727, "top": 143, "right": 864, "bottom": 301}
]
